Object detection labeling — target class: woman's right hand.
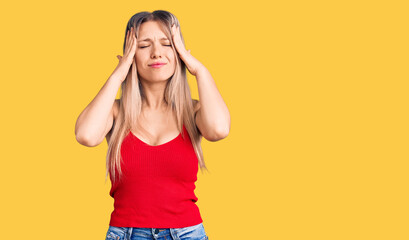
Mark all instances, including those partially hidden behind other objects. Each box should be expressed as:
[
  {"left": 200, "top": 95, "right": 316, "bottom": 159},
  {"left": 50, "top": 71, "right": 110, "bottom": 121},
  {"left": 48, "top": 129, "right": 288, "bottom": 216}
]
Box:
[{"left": 115, "top": 27, "right": 137, "bottom": 82}]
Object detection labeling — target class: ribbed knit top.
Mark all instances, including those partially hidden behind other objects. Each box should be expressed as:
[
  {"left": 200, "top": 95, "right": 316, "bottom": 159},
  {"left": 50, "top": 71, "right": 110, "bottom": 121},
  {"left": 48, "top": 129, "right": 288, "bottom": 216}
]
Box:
[{"left": 108, "top": 124, "right": 203, "bottom": 228}]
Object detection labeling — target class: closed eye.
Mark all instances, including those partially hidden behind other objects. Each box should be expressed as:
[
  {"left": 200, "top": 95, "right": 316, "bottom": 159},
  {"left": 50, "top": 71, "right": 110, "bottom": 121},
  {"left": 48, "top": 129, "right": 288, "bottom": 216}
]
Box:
[{"left": 139, "top": 45, "right": 172, "bottom": 48}]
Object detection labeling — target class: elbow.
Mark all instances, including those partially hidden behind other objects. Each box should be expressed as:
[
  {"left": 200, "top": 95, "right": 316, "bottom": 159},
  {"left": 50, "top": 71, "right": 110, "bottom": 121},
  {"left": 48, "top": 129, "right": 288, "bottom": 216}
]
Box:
[
  {"left": 209, "top": 123, "right": 230, "bottom": 141},
  {"left": 217, "top": 118, "right": 230, "bottom": 139},
  {"left": 216, "top": 126, "right": 230, "bottom": 140},
  {"left": 75, "top": 133, "right": 99, "bottom": 147},
  {"left": 75, "top": 124, "right": 102, "bottom": 147}
]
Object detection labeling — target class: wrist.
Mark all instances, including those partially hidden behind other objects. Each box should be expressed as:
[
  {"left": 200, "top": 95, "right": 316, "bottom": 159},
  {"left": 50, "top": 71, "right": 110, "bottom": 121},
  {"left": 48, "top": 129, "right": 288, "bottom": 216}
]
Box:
[
  {"left": 111, "top": 66, "right": 129, "bottom": 84},
  {"left": 195, "top": 65, "right": 208, "bottom": 76}
]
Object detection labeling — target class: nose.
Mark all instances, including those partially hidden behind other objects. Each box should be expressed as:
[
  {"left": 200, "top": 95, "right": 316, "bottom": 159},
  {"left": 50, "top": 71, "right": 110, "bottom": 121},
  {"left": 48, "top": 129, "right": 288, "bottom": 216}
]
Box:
[{"left": 151, "top": 43, "right": 163, "bottom": 59}]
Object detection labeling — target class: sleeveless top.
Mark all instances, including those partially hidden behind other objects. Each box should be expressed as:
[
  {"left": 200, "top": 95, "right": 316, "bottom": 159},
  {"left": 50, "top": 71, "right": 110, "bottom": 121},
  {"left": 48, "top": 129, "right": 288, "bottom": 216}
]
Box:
[{"left": 108, "top": 124, "right": 203, "bottom": 228}]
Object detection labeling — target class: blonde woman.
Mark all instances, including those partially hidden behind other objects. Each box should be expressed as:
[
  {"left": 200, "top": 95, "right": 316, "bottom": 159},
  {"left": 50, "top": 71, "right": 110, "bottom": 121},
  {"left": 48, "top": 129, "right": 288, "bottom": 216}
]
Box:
[{"left": 75, "top": 10, "right": 230, "bottom": 240}]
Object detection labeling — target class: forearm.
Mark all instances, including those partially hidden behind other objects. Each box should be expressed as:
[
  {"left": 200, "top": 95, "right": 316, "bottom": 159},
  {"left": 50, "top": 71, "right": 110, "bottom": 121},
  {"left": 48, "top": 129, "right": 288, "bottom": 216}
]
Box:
[
  {"left": 75, "top": 70, "right": 123, "bottom": 145},
  {"left": 195, "top": 66, "right": 230, "bottom": 136}
]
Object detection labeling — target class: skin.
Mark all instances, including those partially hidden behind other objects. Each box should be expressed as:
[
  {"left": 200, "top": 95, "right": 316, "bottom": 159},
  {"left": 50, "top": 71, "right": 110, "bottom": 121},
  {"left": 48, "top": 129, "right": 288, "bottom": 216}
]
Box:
[
  {"left": 135, "top": 20, "right": 177, "bottom": 111},
  {"left": 111, "top": 20, "right": 230, "bottom": 145},
  {"left": 134, "top": 20, "right": 203, "bottom": 111},
  {"left": 126, "top": 20, "right": 196, "bottom": 146},
  {"left": 110, "top": 20, "right": 189, "bottom": 146},
  {"left": 126, "top": 21, "right": 178, "bottom": 145}
]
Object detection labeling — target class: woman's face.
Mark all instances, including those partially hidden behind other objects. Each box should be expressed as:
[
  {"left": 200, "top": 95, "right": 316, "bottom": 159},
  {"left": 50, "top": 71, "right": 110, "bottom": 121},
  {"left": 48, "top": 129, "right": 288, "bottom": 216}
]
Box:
[{"left": 135, "top": 21, "right": 176, "bottom": 83}]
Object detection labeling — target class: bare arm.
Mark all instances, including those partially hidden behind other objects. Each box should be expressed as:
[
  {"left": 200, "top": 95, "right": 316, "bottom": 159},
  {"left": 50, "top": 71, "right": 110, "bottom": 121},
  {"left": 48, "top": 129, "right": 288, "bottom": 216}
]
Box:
[
  {"left": 169, "top": 25, "right": 230, "bottom": 142},
  {"left": 75, "top": 71, "right": 123, "bottom": 147},
  {"left": 194, "top": 67, "right": 230, "bottom": 141},
  {"left": 75, "top": 26, "right": 137, "bottom": 147}
]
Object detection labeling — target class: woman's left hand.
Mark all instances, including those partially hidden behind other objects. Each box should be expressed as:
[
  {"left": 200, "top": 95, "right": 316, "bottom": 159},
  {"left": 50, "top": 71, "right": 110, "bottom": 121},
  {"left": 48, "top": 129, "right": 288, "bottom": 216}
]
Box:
[{"left": 171, "top": 24, "right": 204, "bottom": 76}]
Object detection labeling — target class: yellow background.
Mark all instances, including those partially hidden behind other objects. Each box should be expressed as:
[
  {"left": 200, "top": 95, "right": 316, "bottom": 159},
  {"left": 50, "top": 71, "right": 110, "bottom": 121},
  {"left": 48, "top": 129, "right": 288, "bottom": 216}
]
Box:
[{"left": 1, "top": 0, "right": 408, "bottom": 239}]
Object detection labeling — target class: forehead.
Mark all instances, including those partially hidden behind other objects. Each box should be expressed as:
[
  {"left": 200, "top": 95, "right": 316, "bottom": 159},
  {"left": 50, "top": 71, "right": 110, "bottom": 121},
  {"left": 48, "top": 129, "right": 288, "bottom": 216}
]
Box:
[{"left": 137, "top": 21, "right": 169, "bottom": 41}]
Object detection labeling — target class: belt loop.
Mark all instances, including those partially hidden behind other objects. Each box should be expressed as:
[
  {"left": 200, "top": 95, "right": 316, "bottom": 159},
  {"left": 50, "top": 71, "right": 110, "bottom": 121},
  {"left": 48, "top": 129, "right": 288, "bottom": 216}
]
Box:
[
  {"left": 170, "top": 228, "right": 179, "bottom": 240},
  {"left": 151, "top": 228, "right": 157, "bottom": 239},
  {"left": 127, "top": 227, "right": 133, "bottom": 240}
]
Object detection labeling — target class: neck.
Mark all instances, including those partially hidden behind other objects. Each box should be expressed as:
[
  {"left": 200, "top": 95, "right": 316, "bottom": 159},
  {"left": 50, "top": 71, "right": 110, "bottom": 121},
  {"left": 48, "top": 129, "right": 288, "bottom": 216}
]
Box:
[{"left": 139, "top": 78, "right": 168, "bottom": 111}]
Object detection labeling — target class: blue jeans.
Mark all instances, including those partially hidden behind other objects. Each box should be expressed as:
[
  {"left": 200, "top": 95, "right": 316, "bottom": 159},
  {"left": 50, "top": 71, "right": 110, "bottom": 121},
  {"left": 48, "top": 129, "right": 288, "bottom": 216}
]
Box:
[{"left": 105, "top": 222, "right": 209, "bottom": 240}]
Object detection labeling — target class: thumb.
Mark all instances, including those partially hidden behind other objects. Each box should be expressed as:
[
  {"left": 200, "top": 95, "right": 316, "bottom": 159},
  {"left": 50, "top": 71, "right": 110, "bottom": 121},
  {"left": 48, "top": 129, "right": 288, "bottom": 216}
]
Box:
[{"left": 117, "top": 55, "right": 122, "bottom": 61}]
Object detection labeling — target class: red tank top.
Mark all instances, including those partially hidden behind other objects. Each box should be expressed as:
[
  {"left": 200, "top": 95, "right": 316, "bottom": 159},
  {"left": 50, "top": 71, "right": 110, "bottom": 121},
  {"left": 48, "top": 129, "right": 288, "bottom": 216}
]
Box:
[{"left": 108, "top": 124, "right": 203, "bottom": 228}]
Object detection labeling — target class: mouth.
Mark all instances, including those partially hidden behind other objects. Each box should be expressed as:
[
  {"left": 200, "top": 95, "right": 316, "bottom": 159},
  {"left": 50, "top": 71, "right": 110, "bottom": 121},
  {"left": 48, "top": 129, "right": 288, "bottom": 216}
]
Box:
[{"left": 149, "top": 63, "right": 167, "bottom": 68}]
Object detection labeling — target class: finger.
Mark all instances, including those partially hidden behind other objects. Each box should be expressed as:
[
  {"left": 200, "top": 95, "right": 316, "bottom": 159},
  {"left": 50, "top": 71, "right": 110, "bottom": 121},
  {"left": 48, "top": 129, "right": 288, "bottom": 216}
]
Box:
[
  {"left": 132, "top": 27, "right": 136, "bottom": 41},
  {"left": 130, "top": 29, "right": 136, "bottom": 50},
  {"left": 131, "top": 27, "right": 136, "bottom": 43},
  {"left": 128, "top": 27, "right": 132, "bottom": 46},
  {"left": 128, "top": 27, "right": 133, "bottom": 44},
  {"left": 129, "top": 27, "right": 133, "bottom": 43},
  {"left": 130, "top": 35, "right": 137, "bottom": 52},
  {"left": 126, "top": 32, "right": 129, "bottom": 49}
]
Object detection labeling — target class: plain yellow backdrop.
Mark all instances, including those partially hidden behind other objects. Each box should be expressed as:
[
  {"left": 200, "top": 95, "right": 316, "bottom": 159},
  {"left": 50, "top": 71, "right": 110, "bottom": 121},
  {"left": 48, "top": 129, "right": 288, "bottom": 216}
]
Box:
[{"left": 1, "top": 0, "right": 408, "bottom": 239}]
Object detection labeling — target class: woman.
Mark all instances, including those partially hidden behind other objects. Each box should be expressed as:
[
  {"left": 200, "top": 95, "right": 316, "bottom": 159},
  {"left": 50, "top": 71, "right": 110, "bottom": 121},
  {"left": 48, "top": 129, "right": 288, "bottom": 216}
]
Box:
[{"left": 75, "top": 10, "right": 230, "bottom": 240}]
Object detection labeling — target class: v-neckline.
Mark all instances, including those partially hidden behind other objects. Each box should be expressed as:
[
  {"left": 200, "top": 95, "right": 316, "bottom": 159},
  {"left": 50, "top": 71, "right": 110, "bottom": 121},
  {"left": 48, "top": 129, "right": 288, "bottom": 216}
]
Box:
[{"left": 129, "top": 125, "right": 184, "bottom": 147}]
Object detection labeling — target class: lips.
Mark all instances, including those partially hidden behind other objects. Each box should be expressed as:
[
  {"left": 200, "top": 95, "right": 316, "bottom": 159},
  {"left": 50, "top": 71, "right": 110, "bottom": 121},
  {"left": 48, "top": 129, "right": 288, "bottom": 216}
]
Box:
[{"left": 149, "top": 62, "right": 166, "bottom": 66}]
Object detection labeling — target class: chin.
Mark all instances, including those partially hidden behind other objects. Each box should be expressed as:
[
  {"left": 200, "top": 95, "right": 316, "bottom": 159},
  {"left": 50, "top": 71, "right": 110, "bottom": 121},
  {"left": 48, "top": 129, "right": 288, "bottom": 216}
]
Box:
[
  {"left": 139, "top": 70, "right": 172, "bottom": 81},
  {"left": 143, "top": 74, "right": 173, "bottom": 82}
]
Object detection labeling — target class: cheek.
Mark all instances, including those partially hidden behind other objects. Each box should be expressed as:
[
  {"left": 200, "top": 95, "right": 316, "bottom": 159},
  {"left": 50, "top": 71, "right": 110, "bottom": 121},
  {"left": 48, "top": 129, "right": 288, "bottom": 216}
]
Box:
[
  {"left": 166, "top": 48, "right": 175, "bottom": 59},
  {"left": 136, "top": 51, "right": 144, "bottom": 59},
  {"left": 135, "top": 53, "right": 147, "bottom": 67},
  {"left": 169, "top": 52, "right": 177, "bottom": 65},
  {"left": 169, "top": 55, "right": 177, "bottom": 70}
]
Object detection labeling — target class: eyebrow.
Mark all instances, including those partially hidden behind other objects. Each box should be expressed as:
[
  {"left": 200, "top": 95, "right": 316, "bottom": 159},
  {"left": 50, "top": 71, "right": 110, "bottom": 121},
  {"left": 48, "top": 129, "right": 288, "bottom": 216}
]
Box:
[{"left": 138, "top": 37, "right": 170, "bottom": 42}]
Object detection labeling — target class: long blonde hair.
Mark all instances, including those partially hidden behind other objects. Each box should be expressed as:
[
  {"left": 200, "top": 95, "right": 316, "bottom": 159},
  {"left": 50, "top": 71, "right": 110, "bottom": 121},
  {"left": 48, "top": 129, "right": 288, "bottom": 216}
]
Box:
[{"left": 105, "top": 10, "right": 208, "bottom": 184}]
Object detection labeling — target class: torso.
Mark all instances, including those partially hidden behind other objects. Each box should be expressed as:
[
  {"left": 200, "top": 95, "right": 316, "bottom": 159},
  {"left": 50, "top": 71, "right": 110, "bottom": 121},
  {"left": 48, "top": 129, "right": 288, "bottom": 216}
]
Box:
[
  {"left": 130, "top": 105, "right": 180, "bottom": 146},
  {"left": 106, "top": 100, "right": 195, "bottom": 146}
]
